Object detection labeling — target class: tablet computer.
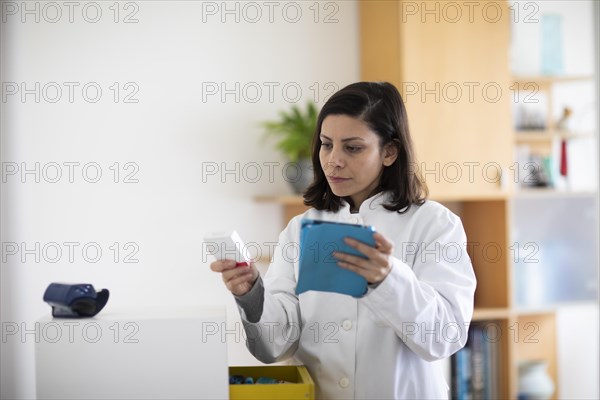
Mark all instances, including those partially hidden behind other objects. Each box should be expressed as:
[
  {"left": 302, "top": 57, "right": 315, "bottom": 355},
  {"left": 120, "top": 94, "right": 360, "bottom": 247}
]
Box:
[{"left": 296, "top": 218, "right": 376, "bottom": 298}]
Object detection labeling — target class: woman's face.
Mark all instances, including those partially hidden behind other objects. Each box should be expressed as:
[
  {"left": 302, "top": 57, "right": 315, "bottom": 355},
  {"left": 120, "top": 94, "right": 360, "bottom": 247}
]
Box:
[{"left": 319, "top": 114, "right": 397, "bottom": 210}]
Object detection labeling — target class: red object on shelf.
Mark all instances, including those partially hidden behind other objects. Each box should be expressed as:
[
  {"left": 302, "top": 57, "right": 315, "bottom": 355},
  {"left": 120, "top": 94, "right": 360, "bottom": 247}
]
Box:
[{"left": 560, "top": 139, "right": 568, "bottom": 176}]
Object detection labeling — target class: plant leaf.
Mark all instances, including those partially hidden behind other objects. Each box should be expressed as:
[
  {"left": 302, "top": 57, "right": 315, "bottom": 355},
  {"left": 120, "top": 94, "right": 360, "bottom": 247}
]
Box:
[{"left": 261, "top": 101, "right": 319, "bottom": 162}]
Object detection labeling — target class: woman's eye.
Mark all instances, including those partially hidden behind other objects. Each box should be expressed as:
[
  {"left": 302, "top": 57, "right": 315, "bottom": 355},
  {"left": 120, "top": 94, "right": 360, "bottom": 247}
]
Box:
[
  {"left": 346, "top": 146, "right": 361, "bottom": 153},
  {"left": 321, "top": 142, "right": 332, "bottom": 149}
]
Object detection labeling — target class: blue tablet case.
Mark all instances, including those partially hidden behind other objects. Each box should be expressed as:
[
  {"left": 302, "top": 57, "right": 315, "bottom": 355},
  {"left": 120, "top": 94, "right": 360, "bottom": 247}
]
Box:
[{"left": 296, "top": 218, "right": 376, "bottom": 298}]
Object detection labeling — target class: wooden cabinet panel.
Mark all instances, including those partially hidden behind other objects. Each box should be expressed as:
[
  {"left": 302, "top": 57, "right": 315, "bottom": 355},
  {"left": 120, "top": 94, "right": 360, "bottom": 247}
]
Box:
[
  {"left": 358, "top": 2, "right": 558, "bottom": 398},
  {"left": 360, "top": 0, "right": 513, "bottom": 198}
]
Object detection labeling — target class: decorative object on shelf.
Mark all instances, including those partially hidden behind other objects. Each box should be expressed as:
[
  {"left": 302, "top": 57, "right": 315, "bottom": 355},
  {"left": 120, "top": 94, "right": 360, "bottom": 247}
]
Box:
[
  {"left": 520, "top": 154, "right": 552, "bottom": 188},
  {"left": 555, "top": 107, "right": 572, "bottom": 131},
  {"left": 516, "top": 106, "right": 547, "bottom": 131},
  {"left": 261, "top": 102, "right": 318, "bottom": 194},
  {"left": 541, "top": 14, "right": 564, "bottom": 75},
  {"left": 559, "top": 139, "right": 568, "bottom": 178},
  {"left": 513, "top": 88, "right": 548, "bottom": 131},
  {"left": 518, "top": 360, "right": 555, "bottom": 400}
]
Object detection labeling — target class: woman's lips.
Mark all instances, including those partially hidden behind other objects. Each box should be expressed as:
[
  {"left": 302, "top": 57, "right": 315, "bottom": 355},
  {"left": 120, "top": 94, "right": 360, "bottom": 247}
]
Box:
[{"left": 327, "top": 176, "right": 350, "bottom": 183}]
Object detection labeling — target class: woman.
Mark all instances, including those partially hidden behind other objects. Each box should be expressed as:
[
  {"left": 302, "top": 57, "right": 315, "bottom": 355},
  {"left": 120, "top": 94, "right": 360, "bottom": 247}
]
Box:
[{"left": 211, "top": 82, "right": 477, "bottom": 399}]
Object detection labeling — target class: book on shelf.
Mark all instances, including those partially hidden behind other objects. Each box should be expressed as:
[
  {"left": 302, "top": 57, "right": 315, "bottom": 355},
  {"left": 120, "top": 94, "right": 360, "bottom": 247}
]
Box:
[
  {"left": 450, "top": 324, "right": 500, "bottom": 400},
  {"left": 451, "top": 346, "right": 472, "bottom": 399}
]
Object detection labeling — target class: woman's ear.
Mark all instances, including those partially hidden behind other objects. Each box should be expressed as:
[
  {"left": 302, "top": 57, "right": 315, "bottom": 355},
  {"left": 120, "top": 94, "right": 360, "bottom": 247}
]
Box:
[{"left": 382, "top": 141, "right": 399, "bottom": 167}]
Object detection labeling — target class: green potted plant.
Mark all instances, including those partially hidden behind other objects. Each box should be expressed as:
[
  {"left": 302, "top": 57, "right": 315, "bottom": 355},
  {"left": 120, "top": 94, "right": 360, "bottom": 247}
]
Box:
[{"left": 262, "top": 102, "right": 318, "bottom": 194}]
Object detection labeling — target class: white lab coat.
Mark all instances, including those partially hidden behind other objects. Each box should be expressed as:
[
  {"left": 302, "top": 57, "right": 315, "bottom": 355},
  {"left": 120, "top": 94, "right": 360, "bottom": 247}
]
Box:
[{"left": 238, "top": 191, "right": 476, "bottom": 399}]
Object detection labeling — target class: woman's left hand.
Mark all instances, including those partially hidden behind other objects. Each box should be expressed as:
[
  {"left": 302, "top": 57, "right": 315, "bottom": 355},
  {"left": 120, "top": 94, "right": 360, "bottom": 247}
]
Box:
[{"left": 333, "top": 232, "right": 394, "bottom": 285}]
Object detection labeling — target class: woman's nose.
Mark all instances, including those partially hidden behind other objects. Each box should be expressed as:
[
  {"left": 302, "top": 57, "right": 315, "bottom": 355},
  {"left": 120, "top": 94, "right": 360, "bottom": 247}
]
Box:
[{"left": 325, "top": 147, "right": 344, "bottom": 169}]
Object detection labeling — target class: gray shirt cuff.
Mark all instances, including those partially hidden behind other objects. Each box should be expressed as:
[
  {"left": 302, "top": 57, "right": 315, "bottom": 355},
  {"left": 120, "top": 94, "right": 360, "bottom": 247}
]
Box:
[{"left": 234, "top": 276, "right": 265, "bottom": 323}]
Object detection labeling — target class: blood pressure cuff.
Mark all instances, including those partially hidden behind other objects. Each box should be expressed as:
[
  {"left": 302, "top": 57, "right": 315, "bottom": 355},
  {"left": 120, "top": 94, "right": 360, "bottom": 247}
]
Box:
[{"left": 43, "top": 283, "right": 109, "bottom": 318}]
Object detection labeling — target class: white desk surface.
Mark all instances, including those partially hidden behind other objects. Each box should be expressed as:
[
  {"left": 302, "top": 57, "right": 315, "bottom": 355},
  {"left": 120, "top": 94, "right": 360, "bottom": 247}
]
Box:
[{"left": 35, "top": 305, "right": 229, "bottom": 400}]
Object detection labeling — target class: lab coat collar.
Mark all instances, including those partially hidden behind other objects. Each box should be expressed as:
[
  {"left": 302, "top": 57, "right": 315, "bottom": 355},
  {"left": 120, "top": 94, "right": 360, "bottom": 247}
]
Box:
[{"left": 339, "top": 191, "right": 392, "bottom": 219}]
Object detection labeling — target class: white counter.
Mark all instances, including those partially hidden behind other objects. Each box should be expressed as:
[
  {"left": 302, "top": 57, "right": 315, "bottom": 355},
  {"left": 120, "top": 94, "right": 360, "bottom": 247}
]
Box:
[{"left": 35, "top": 306, "right": 229, "bottom": 399}]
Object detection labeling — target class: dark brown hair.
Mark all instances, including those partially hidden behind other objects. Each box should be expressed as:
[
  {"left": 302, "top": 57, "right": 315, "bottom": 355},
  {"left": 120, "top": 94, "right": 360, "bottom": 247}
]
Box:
[{"left": 303, "top": 81, "right": 427, "bottom": 213}]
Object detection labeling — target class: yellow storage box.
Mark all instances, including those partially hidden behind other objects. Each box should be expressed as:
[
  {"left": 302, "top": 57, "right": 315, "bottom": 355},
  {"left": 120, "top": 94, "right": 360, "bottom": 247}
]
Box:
[{"left": 229, "top": 365, "right": 315, "bottom": 400}]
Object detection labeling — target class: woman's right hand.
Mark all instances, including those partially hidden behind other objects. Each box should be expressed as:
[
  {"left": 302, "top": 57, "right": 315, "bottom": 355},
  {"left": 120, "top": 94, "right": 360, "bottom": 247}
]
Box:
[{"left": 210, "top": 260, "right": 260, "bottom": 296}]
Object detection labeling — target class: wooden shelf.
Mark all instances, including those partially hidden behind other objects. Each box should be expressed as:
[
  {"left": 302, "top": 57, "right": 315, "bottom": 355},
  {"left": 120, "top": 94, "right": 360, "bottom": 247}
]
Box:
[
  {"left": 472, "top": 308, "right": 511, "bottom": 321},
  {"left": 513, "top": 307, "right": 557, "bottom": 317},
  {"left": 514, "top": 130, "right": 595, "bottom": 142},
  {"left": 512, "top": 188, "right": 598, "bottom": 199},
  {"left": 514, "top": 313, "right": 558, "bottom": 400},
  {"left": 255, "top": 195, "right": 310, "bottom": 224},
  {"left": 429, "top": 192, "right": 510, "bottom": 203},
  {"left": 255, "top": 195, "right": 306, "bottom": 206},
  {"left": 512, "top": 75, "right": 594, "bottom": 87},
  {"left": 474, "top": 307, "right": 563, "bottom": 319},
  {"left": 513, "top": 130, "right": 551, "bottom": 141}
]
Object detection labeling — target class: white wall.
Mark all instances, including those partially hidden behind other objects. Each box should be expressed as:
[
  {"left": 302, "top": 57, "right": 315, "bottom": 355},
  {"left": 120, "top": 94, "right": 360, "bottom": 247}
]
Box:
[
  {"left": 556, "top": 304, "right": 600, "bottom": 399},
  {"left": 0, "top": 2, "right": 359, "bottom": 398}
]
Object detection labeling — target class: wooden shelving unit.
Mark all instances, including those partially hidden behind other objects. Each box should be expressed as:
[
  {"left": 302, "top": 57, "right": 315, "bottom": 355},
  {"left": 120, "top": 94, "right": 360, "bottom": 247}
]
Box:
[
  {"left": 355, "top": 1, "right": 567, "bottom": 398},
  {"left": 508, "top": 74, "right": 595, "bottom": 399}
]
